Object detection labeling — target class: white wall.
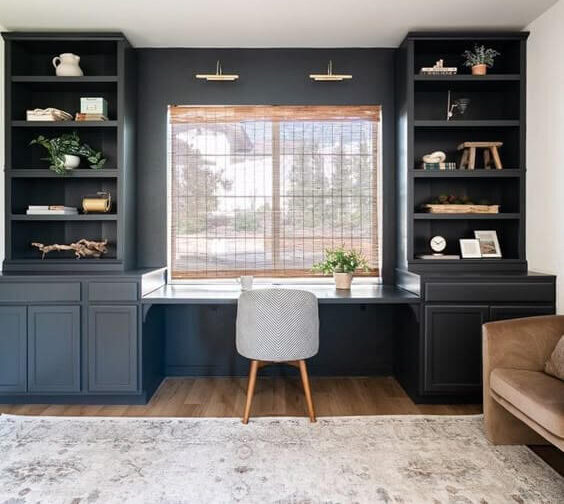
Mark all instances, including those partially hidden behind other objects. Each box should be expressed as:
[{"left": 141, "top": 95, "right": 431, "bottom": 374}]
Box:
[
  {"left": 527, "top": 0, "right": 564, "bottom": 313},
  {"left": 0, "top": 27, "right": 5, "bottom": 264}
]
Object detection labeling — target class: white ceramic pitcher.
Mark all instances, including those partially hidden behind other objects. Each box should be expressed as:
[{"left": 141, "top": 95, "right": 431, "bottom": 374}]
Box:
[{"left": 52, "top": 53, "right": 84, "bottom": 76}]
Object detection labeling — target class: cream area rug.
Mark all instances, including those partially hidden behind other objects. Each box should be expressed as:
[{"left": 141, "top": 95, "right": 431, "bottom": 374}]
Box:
[{"left": 0, "top": 414, "right": 562, "bottom": 504}]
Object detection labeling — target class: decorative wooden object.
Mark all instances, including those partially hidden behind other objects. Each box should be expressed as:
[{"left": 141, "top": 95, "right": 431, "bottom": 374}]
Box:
[
  {"left": 31, "top": 239, "right": 109, "bottom": 259},
  {"left": 458, "top": 141, "right": 503, "bottom": 170},
  {"left": 423, "top": 204, "right": 499, "bottom": 214}
]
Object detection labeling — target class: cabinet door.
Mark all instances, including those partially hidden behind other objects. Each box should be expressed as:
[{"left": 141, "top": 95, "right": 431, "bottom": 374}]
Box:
[
  {"left": 28, "top": 306, "right": 80, "bottom": 393},
  {"left": 88, "top": 305, "right": 138, "bottom": 392},
  {"left": 490, "top": 305, "right": 554, "bottom": 322},
  {"left": 0, "top": 306, "right": 27, "bottom": 392},
  {"left": 424, "top": 305, "right": 489, "bottom": 394}
]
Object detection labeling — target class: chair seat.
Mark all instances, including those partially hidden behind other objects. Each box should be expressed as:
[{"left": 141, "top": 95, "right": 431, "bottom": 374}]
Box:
[{"left": 490, "top": 368, "right": 564, "bottom": 439}]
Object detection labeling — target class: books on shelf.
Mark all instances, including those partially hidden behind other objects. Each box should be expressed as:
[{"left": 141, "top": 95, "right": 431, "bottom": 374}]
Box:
[
  {"left": 26, "top": 108, "right": 73, "bottom": 121},
  {"left": 75, "top": 113, "right": 109, "bottom": 121},
  {"left": 421, "top": 162, "right": 457, "bottom": 171},
  {"left": 26, "top": 205, "right": 78, "bottom": 215}
]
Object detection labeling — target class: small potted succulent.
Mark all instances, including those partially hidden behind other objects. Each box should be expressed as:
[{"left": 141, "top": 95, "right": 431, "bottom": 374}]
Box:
[
  {"left": 462, "top": 44, "right": 501, "bottom": 75},
  {"left": 312, "top": 246, "right": 369, "bottom": 290},
  {"left": 30, "top": 131, "right": 106, "bottom": 175}
]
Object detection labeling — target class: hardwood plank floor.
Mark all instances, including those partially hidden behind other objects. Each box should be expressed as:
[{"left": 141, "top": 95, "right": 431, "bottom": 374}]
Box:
[{"left": 0, "top": 376, "right": 561, "bottom": 475}]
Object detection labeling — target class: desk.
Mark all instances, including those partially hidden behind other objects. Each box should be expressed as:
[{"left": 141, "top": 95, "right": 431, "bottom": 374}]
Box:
[
  {"left": 142, "top": 284, "right": 420, "bottom": 306},
  {"left": 140, "top": 284, "right": 421, "bottom": 381}
]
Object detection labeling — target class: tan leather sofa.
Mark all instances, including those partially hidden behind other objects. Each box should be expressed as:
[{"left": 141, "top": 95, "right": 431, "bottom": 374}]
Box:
[{"left": 483, "top": 315, "right": 564, "bottom": 450}]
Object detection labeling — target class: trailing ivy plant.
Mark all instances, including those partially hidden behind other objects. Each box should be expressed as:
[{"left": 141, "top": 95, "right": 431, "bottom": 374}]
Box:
[
  {"left": 312, "top": 246, "right": 369, "bottom": 274},
  {"left": 462, "top": 45, "right": 501, "bottom": 68},
  {"left": 30, "top": 131, "right": 106, "bottom": 175}
]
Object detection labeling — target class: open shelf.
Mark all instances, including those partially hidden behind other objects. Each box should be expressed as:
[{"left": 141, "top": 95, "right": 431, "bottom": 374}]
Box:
[
  {"left": 414, "top": 74, "right": 520, "bottom": 81},
  {"left": 11, "top": 214, "right": 117, "bottom": 221},
  {"left": 12, "top": 76, "right": 118, "bottom": 83},
  {"left": 414, "top": 120, "right": 520, "bottom": 128},
  {"left": 411, "top": 169, "right": 522, "bottom": 178},
  {"left": 7, "top": 169, "right": 118, "bottom": 178},
  {"left": 413, "top": 213, "right": 520, "bottom": 220},
  {"left": 12, "top": 120, "right": 118, "bottom": 127}
]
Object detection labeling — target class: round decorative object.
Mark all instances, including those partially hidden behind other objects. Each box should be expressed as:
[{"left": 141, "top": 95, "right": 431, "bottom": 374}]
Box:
[
  {"left": 471, "top": 64, "right": 487, "bottom": 75},
  {"left": 430, "top": 235, "right": 447, "bottom": 254},
  {"left": 63, "top": 154, "right": 81, "bottom": 170},
  {"left": 422, "top": 151, "right": 446, "bottom": 164}
]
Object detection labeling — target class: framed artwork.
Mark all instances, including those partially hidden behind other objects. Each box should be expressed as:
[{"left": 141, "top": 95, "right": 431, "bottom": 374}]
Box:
[
  {"left": 459, "top": 238, "right": 482, "bottom": 258},
  {"left": 474, "top": 230, "right": 502, "bottom": 258}
]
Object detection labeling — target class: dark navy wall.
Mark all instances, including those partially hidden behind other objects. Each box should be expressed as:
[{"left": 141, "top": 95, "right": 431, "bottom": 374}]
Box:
[{"left": 136, "top": 48, "right": 397, "bottom": 282}]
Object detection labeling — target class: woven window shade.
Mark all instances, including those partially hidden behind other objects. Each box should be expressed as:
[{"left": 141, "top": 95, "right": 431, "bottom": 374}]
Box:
[{"left": 169, "top": 105, "right": 381, "bottom": 279}]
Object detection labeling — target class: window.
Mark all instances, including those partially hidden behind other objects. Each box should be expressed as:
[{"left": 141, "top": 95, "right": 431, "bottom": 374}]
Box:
[{"left": 168, "top": 105, "right": 382, "bottom": 279}]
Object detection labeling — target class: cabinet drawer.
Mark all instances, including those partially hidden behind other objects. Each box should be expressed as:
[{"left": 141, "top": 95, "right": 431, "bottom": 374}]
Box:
[
  {"left": 0, "top": 282, "right": 81, "bottom": 302},
  {"left": 425, "top": 282, "right": 554, "bottom": 303},
  {"left": 88, "top": 282, "right": 138, "bottom": 302}
]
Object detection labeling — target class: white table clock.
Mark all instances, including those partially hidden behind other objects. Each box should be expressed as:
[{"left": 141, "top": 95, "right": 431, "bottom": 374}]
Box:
[{"left": 430, "top": 235, "right": 447, "bottom": 255}]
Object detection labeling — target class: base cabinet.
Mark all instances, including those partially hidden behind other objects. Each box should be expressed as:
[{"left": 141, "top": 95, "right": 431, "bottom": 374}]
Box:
[
  {"left": 0, "top": 306, "right": 27, "bottom": 392},
  {"left": 424, "top": 305, "right": 488, "bottom": 394},
  {"left": 28, "top": 306, "right": 81, "bottom": 393},
  {"left": 88, "top": 305, "right": 138, "bottom": 392}
]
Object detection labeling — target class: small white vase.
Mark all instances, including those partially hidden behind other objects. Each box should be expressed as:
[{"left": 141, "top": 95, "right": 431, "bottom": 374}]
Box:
[
  {"left": 333, "top": 272, "right": 353, "bottom": 290},
  {"left": 52, "top": 53, "right": 84, "bottom": 77},
  {"left": 63, "top": 155, "right": 81, "bottom": 170}
]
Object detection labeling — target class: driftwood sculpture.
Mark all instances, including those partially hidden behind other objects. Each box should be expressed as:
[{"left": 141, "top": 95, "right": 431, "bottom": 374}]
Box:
[{"left": 31, "top": 239, "right": 108, "bottom": 259}]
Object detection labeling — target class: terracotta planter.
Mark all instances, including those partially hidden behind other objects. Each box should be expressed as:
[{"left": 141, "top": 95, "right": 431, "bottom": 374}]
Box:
[
  {"left": 471, "top": 64, "right": 487, "bottom": 75},
  {"left": 333, "top": 272, "right": 353, "bottom": 290}
]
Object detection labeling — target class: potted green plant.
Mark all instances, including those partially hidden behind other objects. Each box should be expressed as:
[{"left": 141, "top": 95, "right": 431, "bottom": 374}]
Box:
[
  {"left": 462, "top": 44, "right": 501, "bottom": 75},
  {"left": 312, "top": 246, "right": 369, "bottom": 290},
  {"left": 30, "top": 131, "right": 106, "bottom": 175}
]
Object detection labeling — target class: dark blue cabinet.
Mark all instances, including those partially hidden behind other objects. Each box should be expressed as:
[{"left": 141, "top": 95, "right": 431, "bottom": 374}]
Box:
[
  {"left": 27, "top": 306, "right": 81, "bottom": 393},
  {"left": 0, "top": 306, "right": 27, "bottom": 392},
  {"left": 88, "top": 305, "right": 138, "bottom": 392}
]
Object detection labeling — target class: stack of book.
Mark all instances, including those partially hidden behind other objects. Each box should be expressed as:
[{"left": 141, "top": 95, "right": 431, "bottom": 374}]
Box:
[
  {"left": 75, "top": 112, "right": 108, "bottom": 121},
  {"left": 26, "top": 108, "right": 73, "bottom": 121},
  {"left": 421, "top": 162, "right": 457, "bottom": 171},
  {"left": 26, "top": 205, "right": 79, "bottom": 215},
  {"left": 419, "top": 59, "right": 457, "bottom": 76}
]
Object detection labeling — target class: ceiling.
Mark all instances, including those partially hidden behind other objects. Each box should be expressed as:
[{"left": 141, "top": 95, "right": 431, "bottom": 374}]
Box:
[{"left": 0, "top": 0, "right": 557, "bottom": 47}]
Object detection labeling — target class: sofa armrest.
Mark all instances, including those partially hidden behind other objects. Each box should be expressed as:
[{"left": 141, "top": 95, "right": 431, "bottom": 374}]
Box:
[{"left": 483, "top": 315, "right": 564, "bottom": 375}]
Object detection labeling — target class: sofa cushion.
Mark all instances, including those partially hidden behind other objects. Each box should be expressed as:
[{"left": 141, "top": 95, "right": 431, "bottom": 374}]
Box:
[
  {"left": 545, "top": 334, "right": 564, "bottom": 380},
  {"left": 490, "top": 368, "right": 564, "bottom": 439}
]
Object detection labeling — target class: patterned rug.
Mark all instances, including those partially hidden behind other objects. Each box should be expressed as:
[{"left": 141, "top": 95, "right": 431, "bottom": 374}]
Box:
[{"left": 0, "top": 414, "right": 562, "bottom": 504}]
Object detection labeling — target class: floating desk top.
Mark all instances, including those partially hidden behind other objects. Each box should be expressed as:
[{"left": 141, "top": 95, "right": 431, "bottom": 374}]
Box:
[{"left": 142, "top": 284, "right": 420, "bottom": 305}]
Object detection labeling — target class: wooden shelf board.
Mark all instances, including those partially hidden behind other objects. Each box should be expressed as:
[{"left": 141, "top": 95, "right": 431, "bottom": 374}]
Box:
[
  {"left": 12, "top": 120, "right": 117, "bottom": 128},
  {"left": 413, "top": 213, "right": 520, "bottom": 220},
  {"left": 11, "top": 214, "right": 117, "bottom": 221},
  {"left": 411, "top": 169, "right": 523, "bottom": 178},
  {"left": 7, "top": 169, "right": 118, "bottom": 178},
  {"left": 413, "top": 120, "right": 520, "bottom": 128}
]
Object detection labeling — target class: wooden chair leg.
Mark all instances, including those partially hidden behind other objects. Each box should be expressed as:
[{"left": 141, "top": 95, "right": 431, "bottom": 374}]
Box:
[
  {"left": 243, "top": 360, "right": 259, "bottom": 424},
  {"left": 468, "top": 146, "right": 476, "bottom": 170},
  {"left": 483, "top": 148, "right": 492, "bottom": 169},
  {"left": 491, "top": 146, "right": 503, "bottom": 170},
  {"left": 298, "top": 360, "right": 316, "bottom": 423},
  {"left": 459, "top": 148, "right": 469, "bottom": 170}
]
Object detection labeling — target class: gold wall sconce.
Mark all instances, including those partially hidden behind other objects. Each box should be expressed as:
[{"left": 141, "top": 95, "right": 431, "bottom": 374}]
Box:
[
  {"left": 309, "top": 60, "right": 352, "bottom": 81},
  {"left": 195, "top": 60, "right": 239, "bottom": 81}
]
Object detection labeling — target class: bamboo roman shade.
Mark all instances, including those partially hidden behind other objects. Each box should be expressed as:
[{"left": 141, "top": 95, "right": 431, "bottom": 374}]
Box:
[{"left": 169, "top": 105, "right": 381, "bottom": 279}]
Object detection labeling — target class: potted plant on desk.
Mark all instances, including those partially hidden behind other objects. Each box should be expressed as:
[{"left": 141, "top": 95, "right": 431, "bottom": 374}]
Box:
[{"left": 312, "top": 246, "right": 369, "bottom": 290}]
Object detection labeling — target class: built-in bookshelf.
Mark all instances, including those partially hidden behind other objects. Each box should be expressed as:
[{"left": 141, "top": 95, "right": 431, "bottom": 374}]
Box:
[
  {"left": 2, "top": 32, "right": 136, "bottom": 271},
  {"left": 396, "top": 32, "right": 528, "bottom": 272}
]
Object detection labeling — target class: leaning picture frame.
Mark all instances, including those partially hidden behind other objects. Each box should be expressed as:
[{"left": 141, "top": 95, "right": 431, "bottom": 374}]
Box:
[
  {"left": 459, "top": 238, "right": 482, "bottom": 259},
  {"left": 474, "top": 230, "right": 502, "bottom": 258}
]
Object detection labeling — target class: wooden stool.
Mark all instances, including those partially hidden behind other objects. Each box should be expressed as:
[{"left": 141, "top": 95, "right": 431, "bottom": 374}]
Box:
[{"left": 458, "top": 141, "right": 503, "bottom": 170}]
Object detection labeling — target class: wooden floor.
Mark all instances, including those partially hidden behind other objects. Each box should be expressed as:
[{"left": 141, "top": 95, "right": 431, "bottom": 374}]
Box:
[
  {"left": 0, "top": 376, "right": 561, "bottom": 475},
  {"left": 0, "top": 376, "right": 482, "bottom": 417}
]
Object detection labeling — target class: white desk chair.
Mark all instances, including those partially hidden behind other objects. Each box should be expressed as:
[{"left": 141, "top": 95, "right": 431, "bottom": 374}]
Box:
[{"left": 236, "top": 288, "right": 319, "bottom": 424}]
